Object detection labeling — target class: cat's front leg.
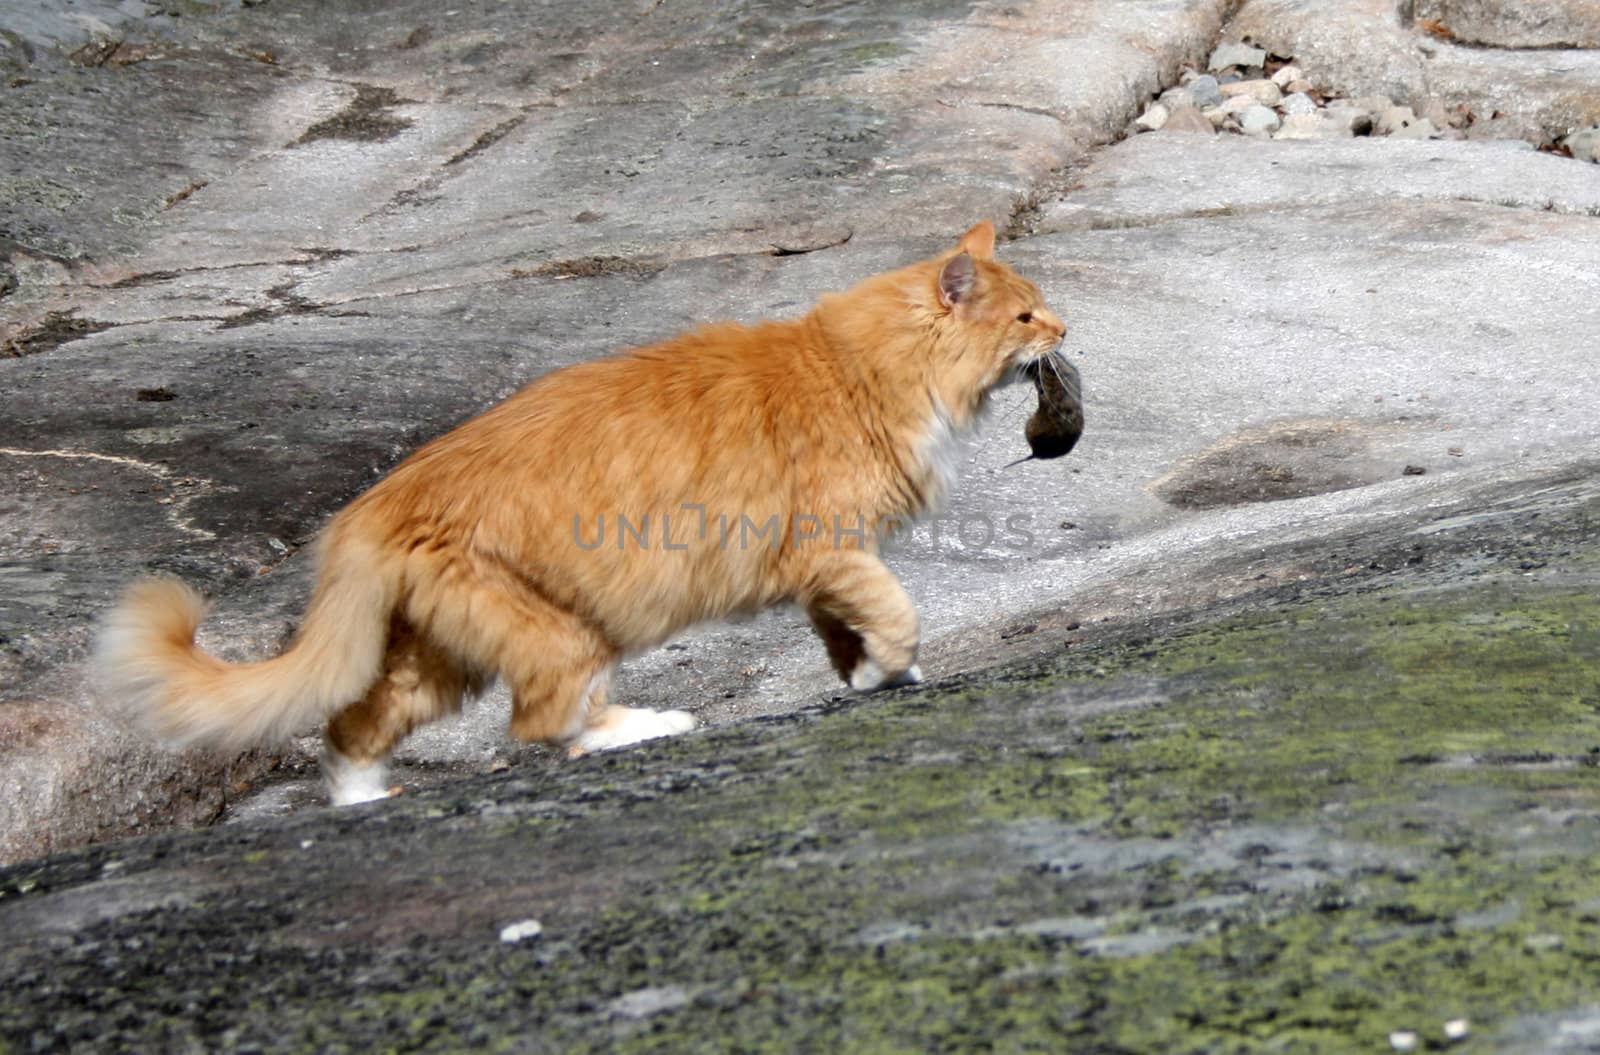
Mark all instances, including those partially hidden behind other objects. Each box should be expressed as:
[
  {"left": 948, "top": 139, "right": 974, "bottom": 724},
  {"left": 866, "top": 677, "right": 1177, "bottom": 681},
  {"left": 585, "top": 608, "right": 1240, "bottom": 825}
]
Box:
[
  {"left": 566, "top": 705, "right": 696, "bottom": 758},
  {"left": 802, "top": 551, "right": 922, "bottom": 692},
  {"left": 560, "top": 668, "right": 695, "bottom": 758}
]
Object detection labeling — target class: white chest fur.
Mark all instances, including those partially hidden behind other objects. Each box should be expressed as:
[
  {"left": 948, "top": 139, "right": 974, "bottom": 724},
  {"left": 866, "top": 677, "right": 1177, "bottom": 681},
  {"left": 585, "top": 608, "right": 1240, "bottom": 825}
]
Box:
[{"left": 916, "top": 399, "right": 968, "bottom": 508}]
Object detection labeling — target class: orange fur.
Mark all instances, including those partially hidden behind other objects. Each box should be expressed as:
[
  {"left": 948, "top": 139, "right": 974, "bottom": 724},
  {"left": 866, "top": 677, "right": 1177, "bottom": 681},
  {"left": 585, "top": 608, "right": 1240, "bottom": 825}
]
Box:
[{"left": 94, "top": 221, "right": 1066, "bottom": 802}]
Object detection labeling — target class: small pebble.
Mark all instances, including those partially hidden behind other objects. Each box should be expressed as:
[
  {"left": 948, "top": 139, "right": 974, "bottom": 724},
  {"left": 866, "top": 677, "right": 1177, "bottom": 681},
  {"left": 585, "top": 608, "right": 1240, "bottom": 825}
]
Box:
[
  {"left": 1208, "top": 41, "right": 1267, "bottom": 71},
  {"left": 1421, "top": 97, "right": 1454, "bottom": 128},
  {"left": 1274, "top": 111, "right": 1345, "bottom": 140},
  {"left": 1219, "top": 78, "right": 1282, "bottom": 107},
  {"left": 1158, "top": 86, "right": 1194, "bottom": 110},
  {"left": 1391, "top": 117, "right": 1441, "bottom": 140},
  {"left": 1161, "top": 104, "right": 1216, "bottom": 134},
  {"left": 1281, "top": 91, "right": 1317, "bottom": 116},
  {"left": 1220, "top": 94, "right": 1260, "bottom": 117},
  {"left": 1565, "top": 126, "right": 1600, "bottom": 163},
  {"left": 499, "top": 918, "right": 544, "bottom": 943},
  {"left": 1239, "top": 104, "right": 1281, "bottom": 136},
  {"left": 1187, "top": 73, "right": 1223, "bottom": 108},
  {"left": 1135, "top": 101, "right": 1170, "bottom": 131},
  {"left": 1139, "top": 55, "right": 1585, "bottom": 155},
  {"left": 1324, "top": 103, "right": 1376, "bottom": 136},
  {"left": 1270, "top": 64, "right": 1303, "bottom": 87},
  {"left": 608, "top": 986, "right": 691, "bottom": 1021},
  {"left": 1378, "top": 105, "right": 1419, "bottom": 135},
  {"left": 1389, "top": 1031, "right": 1419, "bottom": 1053}
]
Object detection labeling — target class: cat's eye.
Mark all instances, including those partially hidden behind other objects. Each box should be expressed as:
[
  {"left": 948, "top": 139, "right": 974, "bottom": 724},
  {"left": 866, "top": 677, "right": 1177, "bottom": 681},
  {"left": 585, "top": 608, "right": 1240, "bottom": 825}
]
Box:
[{"left": 1016, "top": 312, "right": 1033, "bottom": 324}]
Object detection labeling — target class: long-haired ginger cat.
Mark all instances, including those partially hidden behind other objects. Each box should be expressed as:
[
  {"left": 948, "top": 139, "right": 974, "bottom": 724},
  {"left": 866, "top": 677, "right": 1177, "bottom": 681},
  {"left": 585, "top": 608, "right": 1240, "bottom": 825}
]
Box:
[{"left": 95, "top": 221, "right": 1067, "bottom": 806}]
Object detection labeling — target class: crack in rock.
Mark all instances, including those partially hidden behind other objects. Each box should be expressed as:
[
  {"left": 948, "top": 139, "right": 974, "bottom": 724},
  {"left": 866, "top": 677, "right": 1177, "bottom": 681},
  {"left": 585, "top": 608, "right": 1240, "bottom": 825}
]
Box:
[
  {"left": 1, "top": 312, "right": 113, "bottom": 358},
  {"left": 0, "top": 447, "right": 217, "bottom": 541}
]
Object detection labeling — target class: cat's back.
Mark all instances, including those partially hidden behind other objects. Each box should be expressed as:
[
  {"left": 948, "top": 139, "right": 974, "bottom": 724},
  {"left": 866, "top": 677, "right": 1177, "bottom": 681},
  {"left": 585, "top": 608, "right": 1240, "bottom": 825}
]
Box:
[
  {"left": 358, "top": 314, "right": 828, "bottom": 514},
  {"left": 544, "top": 314, "right": 837, "bottom": 438}
]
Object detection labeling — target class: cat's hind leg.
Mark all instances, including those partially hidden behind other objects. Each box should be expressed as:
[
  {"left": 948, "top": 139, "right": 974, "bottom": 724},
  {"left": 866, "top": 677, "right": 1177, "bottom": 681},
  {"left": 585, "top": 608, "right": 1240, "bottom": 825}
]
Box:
[
  {"left": 802, "top": 551, "right": 923, "bottom": 692},
  {"left": 323, "top": 618, "right": 474, "bottom": 806},
  {"left": 458, "top": 589, "right": 695, "bottom": 752},
  {"left": 408, "top": 570, "right": 696, "bottom": 760}
]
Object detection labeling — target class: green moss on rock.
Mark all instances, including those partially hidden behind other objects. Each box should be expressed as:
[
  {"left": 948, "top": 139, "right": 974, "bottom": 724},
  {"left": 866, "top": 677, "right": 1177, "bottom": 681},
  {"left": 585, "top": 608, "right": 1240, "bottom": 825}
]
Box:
[{"left": 4, "top": 560, "right": 1600, "bottom": 1053}]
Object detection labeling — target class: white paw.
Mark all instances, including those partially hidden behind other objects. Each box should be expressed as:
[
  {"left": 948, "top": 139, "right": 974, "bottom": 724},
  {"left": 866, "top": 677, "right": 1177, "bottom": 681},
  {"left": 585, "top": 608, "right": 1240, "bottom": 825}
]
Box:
[
  {"left": 571, "top": 707, "right": 697, "bottom": 754},
  {"left": 849, "top": 660, "right": 923, "bottom": 693},
  {"left": 658, "top": 708, "right": 697, "bottom": 735},
  {"left": 321, "top": 745, "right": 393, "bottom": 807}
]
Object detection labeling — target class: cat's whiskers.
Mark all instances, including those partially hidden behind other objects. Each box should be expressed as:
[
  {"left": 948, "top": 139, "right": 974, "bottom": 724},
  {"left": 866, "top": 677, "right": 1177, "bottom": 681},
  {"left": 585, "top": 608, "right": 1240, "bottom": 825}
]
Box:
[{"left": 1042, "top": 350, "right": 1068, "bottom": 392}]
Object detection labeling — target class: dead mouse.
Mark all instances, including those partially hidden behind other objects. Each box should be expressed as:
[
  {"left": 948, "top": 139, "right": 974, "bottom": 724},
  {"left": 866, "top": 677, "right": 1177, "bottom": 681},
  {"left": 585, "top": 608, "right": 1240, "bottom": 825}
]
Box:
[{"left": 1018, "top": 354, "right": 1082, "bottom": 462}]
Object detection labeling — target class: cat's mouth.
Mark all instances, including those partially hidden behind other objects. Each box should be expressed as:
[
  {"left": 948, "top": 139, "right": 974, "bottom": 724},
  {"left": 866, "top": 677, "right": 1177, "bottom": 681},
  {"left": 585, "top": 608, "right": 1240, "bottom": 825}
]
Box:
[
  {"left": 1015, "top": 343, "right": 1069, "bottom": 383},
  {"left": 1015, "top": 353, "right": 1057, "bottom": 383}
]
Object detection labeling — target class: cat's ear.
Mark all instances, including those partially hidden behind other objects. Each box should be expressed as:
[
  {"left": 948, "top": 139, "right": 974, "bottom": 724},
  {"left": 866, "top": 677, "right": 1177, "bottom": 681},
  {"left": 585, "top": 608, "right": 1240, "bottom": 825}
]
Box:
[
  {"left": 938, "top": 252, "right": 977, "bottom": 308},
  {"left": 958, "top": 220, "right": 996, "bottom": 260}
]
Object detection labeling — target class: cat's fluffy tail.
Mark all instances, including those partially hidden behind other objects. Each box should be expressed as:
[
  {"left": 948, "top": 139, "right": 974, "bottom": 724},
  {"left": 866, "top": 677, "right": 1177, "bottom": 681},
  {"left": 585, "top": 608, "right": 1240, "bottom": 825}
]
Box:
[{"left": 94, "top": 529, "right": 395, "bottom": 751}]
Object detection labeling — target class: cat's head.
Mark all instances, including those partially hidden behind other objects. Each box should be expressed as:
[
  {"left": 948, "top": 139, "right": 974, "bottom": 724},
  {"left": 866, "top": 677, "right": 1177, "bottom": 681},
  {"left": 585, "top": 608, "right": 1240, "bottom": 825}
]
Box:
[
  {"left": 819, "top": 222, "right": 1065, "bottom": 425},
  {"left": 927, "top": 221, "right": 1066, "bottom": 419},
  {"left": 934, "top": 221, "right": 1065, "bottom": 376}
]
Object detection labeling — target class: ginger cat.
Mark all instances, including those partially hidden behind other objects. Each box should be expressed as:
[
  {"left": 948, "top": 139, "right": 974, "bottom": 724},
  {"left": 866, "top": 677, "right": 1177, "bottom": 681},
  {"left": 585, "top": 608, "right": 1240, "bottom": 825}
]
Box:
[{"left": 95, "top": 221, "right": 1067, "bottom": 806}]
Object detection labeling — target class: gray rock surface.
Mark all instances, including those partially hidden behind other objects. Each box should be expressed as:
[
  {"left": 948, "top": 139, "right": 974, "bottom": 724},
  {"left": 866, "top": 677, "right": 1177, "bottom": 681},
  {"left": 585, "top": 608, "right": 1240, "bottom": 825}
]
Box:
[
  {"left": 1231, "top": 0, "right": 1600, "bottom": 146},
  {"left": 1039, "top": 133, "right": 1600, "bottom": 224},
  {"left": 1230, "top": 0, "right": 1430, "bottom": 105},
  {"left": 0, "top": 0, "right": 1234, "bottom": 863},
  {"left": 1, "top": 0, "right": 1598, "bottom": 894},
  {"left": 4, "top": 0, "right": 1600, "bottom": 1049},
  {"left": 3, "top": 481, "right": 1599, "bottom": 1051},
  {"left": 1413, "top": 0, "right": 1600, "bottom": 49}
]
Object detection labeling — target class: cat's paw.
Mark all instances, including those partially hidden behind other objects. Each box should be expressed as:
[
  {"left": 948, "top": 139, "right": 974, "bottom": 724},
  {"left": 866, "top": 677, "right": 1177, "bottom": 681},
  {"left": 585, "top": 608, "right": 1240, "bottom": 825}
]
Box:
[
  {"left": 321, "top": 747, "right": 397, "bottom": 807},
  {"left": 568, "top": 706, "right": 697, "bottom": 757},
  {"left": 849, "top": 659, "right": 923, "bottom": 693}
]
